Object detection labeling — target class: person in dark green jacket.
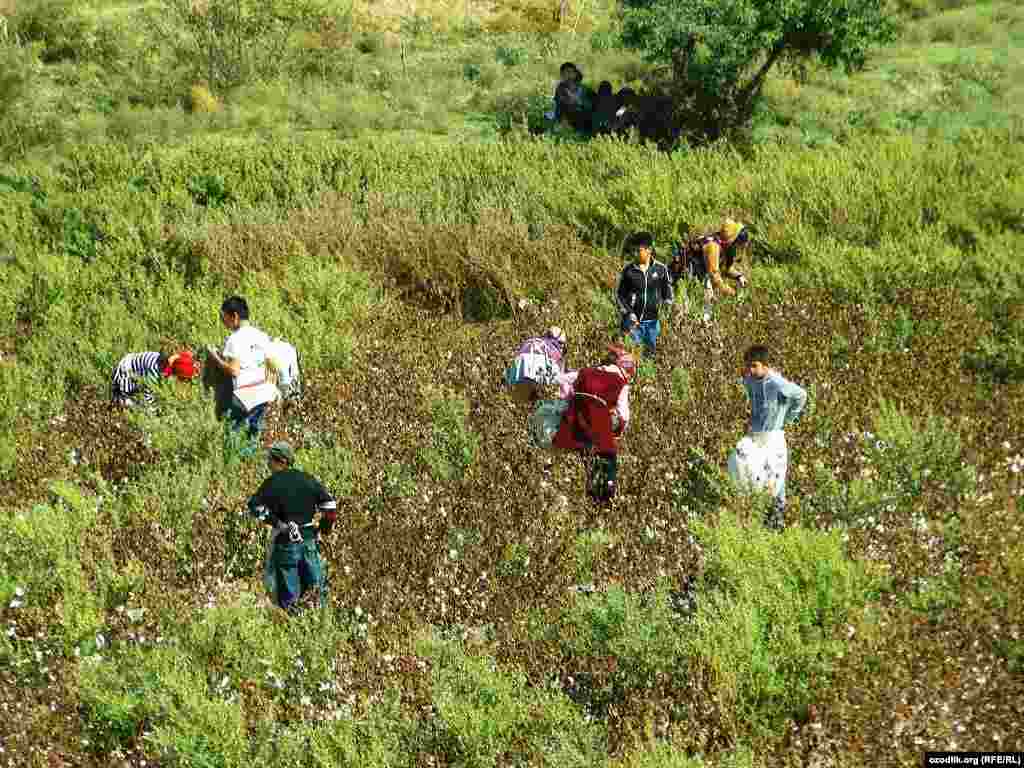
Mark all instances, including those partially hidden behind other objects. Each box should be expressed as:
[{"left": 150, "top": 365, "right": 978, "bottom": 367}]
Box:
[{"left": 247, "top": 441, "right": 338, "bottom": 613}]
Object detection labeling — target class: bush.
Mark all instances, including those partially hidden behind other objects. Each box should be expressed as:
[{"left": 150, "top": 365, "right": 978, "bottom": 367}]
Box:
[
  {"left": 1, "top": 481, "right": 108, "bottom": 652},
  {"left": 686, "top": 510, "right": 879, "bottom": 737},
  {"left": 146, "top": 0, "right": 333, "bottom": 92},
  {"left": 80, "top": 645, "right": 248, "bottom": 766},
  {"left": 10, "top": 0, "right": 123, "bottom": 64},
  {"left": 420, "top": 633, "right": 608, "bottom": 767},
  {"left": 419, "top": 387, "right": 478, "bottom": 482},
  {"left": 557, "top": 582, "right": 688, "bottom": 718},
  {"left": 188, "top": 83, "right": 221, "bottom": 114},
  {"left": 803, "top": 402, "right": 976, "bottom": 526},
  {"left": 672, "top": 447, "right": 734, "bottom": 518}
]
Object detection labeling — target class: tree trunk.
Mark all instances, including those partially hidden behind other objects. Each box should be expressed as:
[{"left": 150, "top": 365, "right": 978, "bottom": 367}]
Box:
[{"left": 737, "top": 42, "right": 786, "bottom": 115}]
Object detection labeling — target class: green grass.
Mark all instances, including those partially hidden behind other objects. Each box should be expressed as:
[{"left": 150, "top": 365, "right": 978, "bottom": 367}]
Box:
[
  {"left": 3, "top": 0, "right": 1023, "bottom": 155},
  {"left": 1, "top": 0, "right": 1024, "bottom": 765},
  {"left": 758, "top": 0, "right": 1024, "bottom": 144}
]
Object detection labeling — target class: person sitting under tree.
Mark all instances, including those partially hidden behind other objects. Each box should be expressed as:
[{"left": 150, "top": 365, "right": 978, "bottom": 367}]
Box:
[
  {"left": 591, "top": 80, "right": 622, "bottom": 135},
  {"left": 552, "top": 344, "right": 637, "bottom": 504},
  {"left": 550, "top": 62, "right": 594, "bottom": 134},
  {"left": 247, "top": 441, "right": 338, "bottom": 614}
]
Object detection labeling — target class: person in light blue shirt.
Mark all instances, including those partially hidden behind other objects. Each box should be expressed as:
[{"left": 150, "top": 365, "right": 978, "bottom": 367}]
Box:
[{"left": 731, "top": 344, "right": 808, "bottom": 529}]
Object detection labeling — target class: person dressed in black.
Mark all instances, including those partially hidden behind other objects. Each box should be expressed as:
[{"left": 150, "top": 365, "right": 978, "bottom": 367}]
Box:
[
  {"left": 592, "top": 81, "right": 620, "bottom": 136},
  {"left": 614, "top": 232, "right": 676, "bottom": 357},
  {"left": 247, "top": 441, "right": 338, "bottom": 613}
]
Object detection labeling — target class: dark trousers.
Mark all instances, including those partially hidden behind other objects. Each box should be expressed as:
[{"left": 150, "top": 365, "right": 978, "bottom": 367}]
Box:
[{"left": 227, "top": 401, "right": 266, "bottom": 439}]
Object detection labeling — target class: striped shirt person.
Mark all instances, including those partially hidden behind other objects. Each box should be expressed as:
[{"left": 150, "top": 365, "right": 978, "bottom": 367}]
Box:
[{"left": 111, "top": 350, "right": 198, "bottom": 407}]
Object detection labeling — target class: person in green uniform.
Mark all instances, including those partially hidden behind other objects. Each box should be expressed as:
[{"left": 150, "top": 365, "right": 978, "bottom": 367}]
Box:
[{"left": 247, "top": 441, "right": 338, "bottom": 613}]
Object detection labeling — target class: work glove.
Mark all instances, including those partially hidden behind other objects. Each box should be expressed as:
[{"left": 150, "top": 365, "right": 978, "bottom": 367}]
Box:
[{"left": 736, "top": 274, "right": 748, "bottom": 288}]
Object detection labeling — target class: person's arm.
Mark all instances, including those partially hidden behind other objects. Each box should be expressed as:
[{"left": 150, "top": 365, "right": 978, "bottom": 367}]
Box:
[
  {"left": 704, "top": 243, "right": 735, "bottom": 297},
  {"left": 724, "top": 248, "right": 747, "bottom": 286},
  {"left": 314, "top": 480, "right": 338, "bottom": 536},
  {"left": 207, "top": 340, "right": 242, "bottom": 379},
  {"left": 610, "top": 382, "right": 626, "bottom": 434},
  {"left": 659, "top": 264, "right": 674, "bottom": 305},
  {"left": 615, "top": 267, "right": 637, "bottom": 325},
  {"left": 247, "top": 479, "right": 275, "bottom": 525},
  {"left": 778, "top": 375, "right": 808, "bottom": 425},
  {"left": 614, "top": 384, "right": 631, "bottom": 432},
  {"left": 741, "top": 377, "right": 756, "bottom": 434},
  {"left": 556, "top": 370, "right": 579, "bottom": 400}
]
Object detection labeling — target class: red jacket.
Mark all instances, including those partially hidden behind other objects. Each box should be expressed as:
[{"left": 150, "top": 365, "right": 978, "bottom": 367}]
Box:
[{"left": 552, "top": 366, "right": 628, "bottom": 455}]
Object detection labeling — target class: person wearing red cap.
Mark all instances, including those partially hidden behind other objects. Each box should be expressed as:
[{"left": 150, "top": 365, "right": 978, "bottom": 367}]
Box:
[
  {"left": 552, "top": 344, "right": 637, "bottom": 503},
  {"left": 110, "top": 349, "right": 198, "bottom": 408}
]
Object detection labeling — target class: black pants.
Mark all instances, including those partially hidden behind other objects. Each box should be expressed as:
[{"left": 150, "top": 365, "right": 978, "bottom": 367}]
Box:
[{"left": 587, "top": 452, "right": 618, "bottom": 501}]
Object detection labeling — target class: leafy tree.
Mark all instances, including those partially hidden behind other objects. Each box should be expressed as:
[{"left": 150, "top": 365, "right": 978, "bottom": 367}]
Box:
[{"left": 619, "top": 0, "right": 899, "bottom": 142}]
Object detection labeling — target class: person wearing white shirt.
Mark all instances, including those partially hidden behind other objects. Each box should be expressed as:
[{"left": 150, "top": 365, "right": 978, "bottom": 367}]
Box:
[{"left": 206, "top": 296, "right": 277, "bottom": 453}]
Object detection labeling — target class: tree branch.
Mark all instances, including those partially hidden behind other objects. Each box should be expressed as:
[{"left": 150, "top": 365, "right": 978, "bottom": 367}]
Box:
[{"left": 738, "top": 40, "right": 786, "bottom": 106}]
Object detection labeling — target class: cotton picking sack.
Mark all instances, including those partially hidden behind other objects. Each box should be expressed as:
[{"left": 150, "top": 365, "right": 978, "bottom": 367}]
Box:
[
  {"left": 727, "top": 433, "right": 785, "bottom": 497},
  {"left": 266, "top": 338, "right": 302, "bottom": 401},
  {"left": 728, "top": 436, "right": 771, "bottom": 491},
  {"left": 232, "top": 382, "right": 280, "bottom": 413},
  {"left": 529, "top": 399, "right": 569, "bottom": 448}
]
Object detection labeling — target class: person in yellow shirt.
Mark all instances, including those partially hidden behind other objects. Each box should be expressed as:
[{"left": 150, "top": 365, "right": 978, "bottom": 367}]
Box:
[{"left": 668, "top": 218, "right": 750, "bottom": 323}]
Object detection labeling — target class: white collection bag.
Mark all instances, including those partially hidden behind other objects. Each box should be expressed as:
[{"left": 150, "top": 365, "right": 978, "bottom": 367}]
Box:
[
  {"left": 232, "top": 382, "right": 281, "bottom": 413},
  {"left": 528, "top": 399, "right": 569, "bottom": 448},
  {"left": 727, "top": 432, "right": 787, "bottom": 499},
  {"left": 266, "top": 338, "right": 302, "bottom": 401}
]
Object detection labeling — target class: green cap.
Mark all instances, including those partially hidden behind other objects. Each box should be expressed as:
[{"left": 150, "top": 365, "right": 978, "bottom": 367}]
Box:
[{"left": 268, "top": 441, "right": 295, "bottom": 464}]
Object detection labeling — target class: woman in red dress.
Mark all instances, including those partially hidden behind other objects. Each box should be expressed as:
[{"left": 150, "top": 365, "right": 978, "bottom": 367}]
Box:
[{"left": 553, "top": 344, "right": 637, "bottom": 502}]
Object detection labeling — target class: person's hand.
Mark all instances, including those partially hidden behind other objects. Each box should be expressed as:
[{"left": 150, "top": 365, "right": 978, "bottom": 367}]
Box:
[
  {"left": 737, "top": 274, "right": 748, "bottom": 288},
  {"left": 629, "top": 313, "right": 638, "bottom": 328}
]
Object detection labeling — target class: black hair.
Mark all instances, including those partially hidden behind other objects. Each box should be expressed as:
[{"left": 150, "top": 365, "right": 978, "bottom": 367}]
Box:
[
  {"left": 598, "top": 80, "right": 613, "bottom": 97},
  {"left": 630, "top": 231, "right": 654, "bottom": 251},
  {"left": 744, "top": 345, "right": 771, "bottom": 365},
  {"left": 220, "top": 296, "right": 249, "bottom": 320},
  {"left": 560, "top": 61, "right": 578, "bottom": 75}
]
